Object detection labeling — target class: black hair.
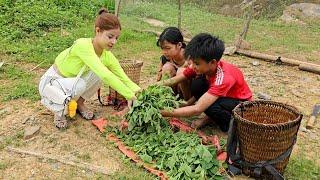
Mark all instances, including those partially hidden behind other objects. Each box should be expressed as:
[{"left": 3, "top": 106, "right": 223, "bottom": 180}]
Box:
[
  {"left": 184, "top": 33, "right": 225, "bottom": 63},
  {"left": 156, "top": 27, "right": 186, "bottom": 48}
]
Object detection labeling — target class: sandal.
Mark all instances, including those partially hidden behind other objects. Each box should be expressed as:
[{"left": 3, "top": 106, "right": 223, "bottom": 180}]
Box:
[
  {"left": 77, "top": 109, "right": 95, "bottom": 120},
  {"left": 54, "top": 114, "right": 68, "bottom": 130}
]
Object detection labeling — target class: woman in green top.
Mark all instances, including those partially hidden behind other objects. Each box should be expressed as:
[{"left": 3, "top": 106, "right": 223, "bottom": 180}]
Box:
[{"left": 39, "top": 8, "right": 140, "bottom": 129}]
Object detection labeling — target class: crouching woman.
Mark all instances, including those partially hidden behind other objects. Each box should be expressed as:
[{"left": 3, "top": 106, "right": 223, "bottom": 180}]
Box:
[{"left": 39, "top": 8, "right": 140, "bottom": 129}]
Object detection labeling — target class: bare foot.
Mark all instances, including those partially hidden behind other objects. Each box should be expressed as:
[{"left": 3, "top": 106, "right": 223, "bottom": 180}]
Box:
[
  {"left": 191, "top": 115, "right": 211, "bottom": 129},
  {"left": 77, "top": 100, "right": 94, "bottom": 120}
]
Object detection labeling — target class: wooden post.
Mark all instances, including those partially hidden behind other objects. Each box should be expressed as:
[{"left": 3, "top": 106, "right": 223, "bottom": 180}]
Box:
[
  {"left": 178, "top": 0, "right": 182, "bottom": 30},
  {"left": 240, "top": 3, "right": 254, "bottom": 40},
  {"left": 236, "top": 1, "right": 254, "bottom": 49},
  {"left": 115, "top": 0, "right": 121, "bottom": 17}
]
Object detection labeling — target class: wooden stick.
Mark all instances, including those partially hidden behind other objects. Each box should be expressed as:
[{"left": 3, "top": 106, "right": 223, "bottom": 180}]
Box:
[
  {"left": 6, "top": 146, "right": 116, "bottom": 175},
  {"left": 299, "top": 63, "right": 320, "bottom": 75},
  {"left": 236, "top": 49, "right": 313, "bottom": 66},
  {"left": 236, "top": 1, "right": 254, "bottom": 49},
  {"left": 30, "top": 60, "right": 45, "bottom": 72}
]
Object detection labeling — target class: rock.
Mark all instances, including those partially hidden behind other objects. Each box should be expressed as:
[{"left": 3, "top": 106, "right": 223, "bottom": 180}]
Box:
[
  {"left": 299, "top": 126, "right": 309, "bottom": 133},
  {"left": 280, "top": 12, "right": 305, "bottom": 25},
  {"left": 251, "top": 61, "right": 260, "bottom": 66},
  {"left": 224, "top": 46, "right": 237, "bottom": 55},
  {"left": 180, "top": 29, "right": 193, "bottom": 40},
  {"left": 143, "top": 18, "right": 165, "bottom": 27},
  {"left": 281, "top": 3, "right": 320, "bottom": 23},
  {"left": 291, "top": 3, "right": 320, "bottom": 18},
  {"left": 257, "top": 92, "right": 271, "bottom": 100},
  {"left": 24, "top": 126, "right": 41, "bottom": 140},
  {"left": 22, "top": 116, "right": 36, "bottom": 125},
  {"left": 51, "top": 163, "right": 59, "bottom": 170},
  {"left": 0, "top": 61, "right": 4, "bottom": 69}
]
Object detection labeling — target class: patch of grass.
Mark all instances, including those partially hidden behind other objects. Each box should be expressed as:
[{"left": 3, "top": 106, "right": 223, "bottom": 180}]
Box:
[
  {"left": 121, "top": 1, "right": 320, "bottom": 58},
  {"left": 76, "top": 153, "right": 91, "bottom": 162},
  {"left": 285, "top": 154, "right": 320, "bottom": 179},
  {"left": 108, "top": 158, "right": 154, "bottom": 180},
  {"left": 0, "top": 64, "right": 39, "bottom": 102},
  {"left": 3, "top": 81, "right": 39, "bottom": 101},
  {"left": 0, "top": 161, "right": 8, "bottom": 170},
  {"left": 0, "top": 130, "right": 25, "bottom": 150},
  {"left": 0, "top": 64, "right": 31, "bottom": 80}
]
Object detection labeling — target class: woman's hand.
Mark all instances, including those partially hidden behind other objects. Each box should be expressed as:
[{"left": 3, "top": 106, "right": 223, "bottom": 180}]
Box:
[{"left": 127, "top": 96, "right": 137, "bottom": 109}]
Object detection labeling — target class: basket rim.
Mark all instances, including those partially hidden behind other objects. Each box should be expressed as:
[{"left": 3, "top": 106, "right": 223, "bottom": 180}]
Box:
[
  {"left": 119, "top": 59, "right": 143, "bottom": 66},
  {"left": 232, "top": 100, "right": 303, "bottom": 127}
]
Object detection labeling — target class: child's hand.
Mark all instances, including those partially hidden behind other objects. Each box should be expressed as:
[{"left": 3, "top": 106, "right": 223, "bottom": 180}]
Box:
[{"left": 160, "top": 110, "right": 172, "bottom": 117}]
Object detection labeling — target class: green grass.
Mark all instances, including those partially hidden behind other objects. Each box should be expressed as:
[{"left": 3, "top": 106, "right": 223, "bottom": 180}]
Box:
[
  {"left": 0, "top": 64, "right": 39, "bottom": 101},
  {"left": 0, "top": 161, "right": 8, "bottom": 170},
  {"left": 121, "top": 1, "right": 320, "bottom": 58},
  {"left": 0, "top": 1, "right": 319, "bottom": 178},
  {"left": 107, "top": 155, "right": 154, "bottom": 180},
  {"left": 285, "top": 154, "right": 320, "bottom": 180},
  {"left": 0, "top": 130, "right": 25, "bottom": 150}
]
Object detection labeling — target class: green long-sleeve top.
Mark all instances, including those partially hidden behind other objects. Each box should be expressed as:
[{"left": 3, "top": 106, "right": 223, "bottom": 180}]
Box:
[{"left": 55, "top": 38, "right": 140, "bottom": 100}]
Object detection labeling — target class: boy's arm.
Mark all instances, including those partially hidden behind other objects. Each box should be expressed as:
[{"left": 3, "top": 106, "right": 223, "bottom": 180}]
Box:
[
  {"left": 155, "top": 73, "right": 187, "bottom": 87},
  {"left": 161, "top": 93, "right": 218, "bottom": 117},
  {"left": 179, "top": 97, "right": 196, "bottom": 107}
]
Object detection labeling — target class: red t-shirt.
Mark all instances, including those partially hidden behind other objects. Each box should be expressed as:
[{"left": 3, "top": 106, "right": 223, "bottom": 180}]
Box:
[{"left": 183, "top": 60, "right": 252, "bottom": 100}]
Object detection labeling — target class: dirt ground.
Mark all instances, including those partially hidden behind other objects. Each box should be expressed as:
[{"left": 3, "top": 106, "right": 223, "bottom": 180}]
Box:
[{"left": 0, "top": 54, "right": 319, "bottom": 179}]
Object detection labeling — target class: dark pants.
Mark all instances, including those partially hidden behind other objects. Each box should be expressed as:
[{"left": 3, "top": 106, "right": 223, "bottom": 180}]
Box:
[{"left": 190, "top": 76, "right": 241, "bottom": 132}]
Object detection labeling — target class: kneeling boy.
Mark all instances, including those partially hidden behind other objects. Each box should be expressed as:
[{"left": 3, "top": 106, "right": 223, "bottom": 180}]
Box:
[{"left": 159, "top": 33, "right": 252, "bottom": 132}]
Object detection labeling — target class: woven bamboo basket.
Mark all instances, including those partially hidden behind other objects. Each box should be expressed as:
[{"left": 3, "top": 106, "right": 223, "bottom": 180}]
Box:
[
  {"left": 232, "top": 101, "right": 302, "bottom": 178},
  {"left": 109, "top": 60, "right": 143, "bottom": 101}
]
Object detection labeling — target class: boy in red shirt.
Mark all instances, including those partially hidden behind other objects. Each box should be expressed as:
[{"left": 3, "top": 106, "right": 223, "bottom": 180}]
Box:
[{"left": 159, "top": 33, "right": 252, "bottom": 132}]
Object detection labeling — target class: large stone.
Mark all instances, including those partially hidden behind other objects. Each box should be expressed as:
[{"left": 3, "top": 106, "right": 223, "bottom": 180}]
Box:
[
  {"left": 281, "top": 3, "right": 320, "bottom": 23},
  {"left": 257, "top": 92, "right": 271, "bottom": 100},
  {"left": 24, "top": 126, "right": 41, "bottom": 140},
  {"left": 143, "top": 18, "right": 165, "bottom": 27}
]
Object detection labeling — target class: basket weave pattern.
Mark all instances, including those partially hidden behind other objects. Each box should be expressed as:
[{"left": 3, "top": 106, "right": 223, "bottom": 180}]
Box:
[
  {"left": 232, "top": 101, "right": 302, "bottom": 177},
  {"left": 109, "top": 60, "right": 143, "bottom": 100}
]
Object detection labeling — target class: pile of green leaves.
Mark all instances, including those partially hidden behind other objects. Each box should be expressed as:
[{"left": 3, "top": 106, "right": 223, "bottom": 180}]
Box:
[
  {"left": 110, "top": 85, "right": 226, "bottom": 179},
  {"left": 114, "top": 128, "right": 225, "bottom": 179},
  {"left": 125, "top": 85, "right": 180, "bottom": 134}
]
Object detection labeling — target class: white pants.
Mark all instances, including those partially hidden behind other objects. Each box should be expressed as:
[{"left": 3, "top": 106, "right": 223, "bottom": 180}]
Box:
[{"left": 39, "top": 66, "right": 102, "bottom": 116}]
